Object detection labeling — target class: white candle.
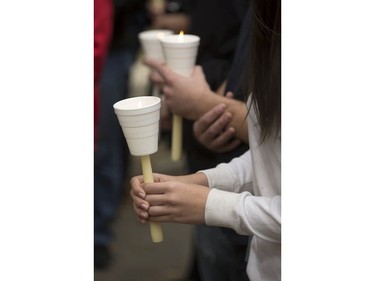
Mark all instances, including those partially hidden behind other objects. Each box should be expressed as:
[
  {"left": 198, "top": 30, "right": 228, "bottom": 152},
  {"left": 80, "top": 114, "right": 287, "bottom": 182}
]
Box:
[
  {"left": 171, "top": 114, "right": 183, "bottom": 161},
  {"left": 138, "top": 29, "right": 173, "bottom": 62},
  {"left": 160, "top": 33, "right": 200, "bottom": 161},
  {"left": 138, "top": 29, "right": 174, "bottom": 97},
  {"left": 113, "top": 96, "right": 163, "bottom": 243},
  {"left": 177, "top": 30, "right": 184, "bottom": 42},
  {"left": 141, "top": 155, "right": 163, "bottom": 243}
]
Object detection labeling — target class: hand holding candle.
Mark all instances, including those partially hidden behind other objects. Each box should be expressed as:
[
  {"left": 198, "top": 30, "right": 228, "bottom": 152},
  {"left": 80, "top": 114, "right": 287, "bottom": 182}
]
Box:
[
  {"left": 113, "top": 96, "right": 163, "bottom": 243},
  {"left": 160, "top": 32, "right": 200, "bottom": 161}
]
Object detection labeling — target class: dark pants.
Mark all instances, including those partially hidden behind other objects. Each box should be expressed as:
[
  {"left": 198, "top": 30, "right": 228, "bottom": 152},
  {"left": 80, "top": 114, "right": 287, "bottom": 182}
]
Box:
[{"left": 94, "top": 50, "right": 135, "bottom": 246}]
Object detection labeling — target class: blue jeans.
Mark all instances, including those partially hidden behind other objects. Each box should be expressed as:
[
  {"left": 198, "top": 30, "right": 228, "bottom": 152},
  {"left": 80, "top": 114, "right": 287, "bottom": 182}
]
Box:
[{"left": 94, "top": 49, "right": 136, "bottom": 246}]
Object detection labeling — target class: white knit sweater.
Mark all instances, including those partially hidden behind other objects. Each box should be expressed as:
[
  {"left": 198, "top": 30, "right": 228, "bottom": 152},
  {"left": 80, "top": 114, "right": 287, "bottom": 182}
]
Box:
[{"left": 201, "top": 103, "right": 281, "bottom": 281}]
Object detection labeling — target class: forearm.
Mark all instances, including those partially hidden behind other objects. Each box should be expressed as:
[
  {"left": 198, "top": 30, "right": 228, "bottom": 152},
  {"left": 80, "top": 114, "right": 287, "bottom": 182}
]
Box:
[
  {"left": 205, "top": 190, "right": 281, "bottom": 242},
  {"left": 175, "top": 172, "right": 209, "bottom": 187},
  {"left": 201, "top": 150, "right": 253, "bottom": 193},
  {"left": 195, "top": 94, "right": 249, "bottom": 143}
]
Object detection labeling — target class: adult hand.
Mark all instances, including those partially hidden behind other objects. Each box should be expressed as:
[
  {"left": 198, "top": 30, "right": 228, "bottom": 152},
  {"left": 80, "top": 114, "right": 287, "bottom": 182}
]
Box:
[
  {"left": 149, "top": 69, "right": 165, "bottom": 90},
  {"left": 193, "top": 95, "right": 242, "bottom": 153},
  {"left": 144, "top": 58, "right": 213, "bottom": 120}
]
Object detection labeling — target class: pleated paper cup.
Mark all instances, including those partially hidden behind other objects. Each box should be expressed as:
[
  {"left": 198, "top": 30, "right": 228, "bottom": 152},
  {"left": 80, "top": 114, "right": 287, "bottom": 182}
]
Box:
[
  {"left": 138, "top": 29, "right": 174, "bottom": 62},
  {"left": 114, "top": 96, "right": 161, "bottom": 156},
  {"left": 160, "top": 34, "right": 200, "bottom": 77}
]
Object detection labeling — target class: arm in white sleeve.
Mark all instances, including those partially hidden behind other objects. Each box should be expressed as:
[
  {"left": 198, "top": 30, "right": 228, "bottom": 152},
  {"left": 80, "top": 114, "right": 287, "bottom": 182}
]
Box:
[
  {"left": 205, "top": 189, "right": 281, "bottom": 243},
  {"left": 200, "top": 150, "right": 253, "bottom": 194}
]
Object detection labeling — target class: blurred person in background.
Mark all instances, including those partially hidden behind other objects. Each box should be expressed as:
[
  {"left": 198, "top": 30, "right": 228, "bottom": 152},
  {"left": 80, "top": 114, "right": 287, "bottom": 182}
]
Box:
[
  {"left": 147, "top": 0, "right": 191, "bottom": 34},
  {"left": 143, "top": 0, "right": 191, "bottom": 133},
  {"left": 94, "top": 0, "right": 148, "bottom": 269}
]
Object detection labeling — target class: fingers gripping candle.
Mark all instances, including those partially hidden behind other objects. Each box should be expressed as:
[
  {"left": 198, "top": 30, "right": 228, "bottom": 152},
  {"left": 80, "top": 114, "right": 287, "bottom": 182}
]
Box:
[
  {"left": 113, "top": 96, "right": 163, "bottom": 243},
  {"left": 160, "top": 32, "right": 200, "bottom": 161}
]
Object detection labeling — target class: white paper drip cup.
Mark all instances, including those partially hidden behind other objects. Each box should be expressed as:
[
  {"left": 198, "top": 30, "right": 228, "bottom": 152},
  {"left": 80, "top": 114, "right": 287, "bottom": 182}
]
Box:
[
  {"left": 138, "top": 29, "right": 174, "bottom": 62},
  {"left": 114, "top": 96, "right": 161, "bottom": 156},
  {"left": 160, "top": 34, "right": 200, "bottom": 77}
]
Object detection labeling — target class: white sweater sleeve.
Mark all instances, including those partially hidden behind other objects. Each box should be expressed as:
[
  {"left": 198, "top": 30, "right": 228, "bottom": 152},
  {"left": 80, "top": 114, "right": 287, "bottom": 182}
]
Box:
[
  {"left": 200, "top": 150, "right": 253, "bottom": 194},
  {"left": 201, "top": 150, "right": 281, "bottom": 243},
  {"left": 205, "top": 189, "right": 281, "bottom": 243}
]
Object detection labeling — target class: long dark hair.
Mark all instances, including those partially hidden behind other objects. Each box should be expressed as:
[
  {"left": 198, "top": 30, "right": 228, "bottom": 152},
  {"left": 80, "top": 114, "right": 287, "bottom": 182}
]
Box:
[{"left": 246, "top": 0, "right": 281, "bottom": 143}]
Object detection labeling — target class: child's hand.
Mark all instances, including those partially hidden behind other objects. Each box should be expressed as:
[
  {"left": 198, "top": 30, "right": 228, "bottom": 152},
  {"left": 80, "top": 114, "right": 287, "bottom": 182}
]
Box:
[
  {"left": 130, "top": 175, "right": 149, "bottom": 224},
  {"left": 143, "top": 181, "right": 210, "bottom": 225}
]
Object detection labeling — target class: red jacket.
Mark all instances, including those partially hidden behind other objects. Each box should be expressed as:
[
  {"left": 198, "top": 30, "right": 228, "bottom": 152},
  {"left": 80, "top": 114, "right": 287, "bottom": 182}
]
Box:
[{"left": 94, "top": 0, "right": 113, "bottom": 147}]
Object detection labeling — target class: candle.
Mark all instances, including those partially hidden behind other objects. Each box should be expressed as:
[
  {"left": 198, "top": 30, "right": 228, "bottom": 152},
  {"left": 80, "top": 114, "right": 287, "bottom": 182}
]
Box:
[
  {"left": 141, "top": 155, "right": 163, "bottom": 243},
  {"left": 171, "top": 114, "right": 183, "bottom": 161},
  {"left": 138, "top": 29, "right": 174, "bottom": 96},
  {"left": 177, "top": 30, "right": 184, "bottom": 42},
  {"left": 160, "top": 33, "right": 200, "bottom": 161},
  {"left": 113, "top": 96, "right": 163, "bottom": 243},
  {"left": 138, "top": 29, "right": 173, "bottom": 62}
]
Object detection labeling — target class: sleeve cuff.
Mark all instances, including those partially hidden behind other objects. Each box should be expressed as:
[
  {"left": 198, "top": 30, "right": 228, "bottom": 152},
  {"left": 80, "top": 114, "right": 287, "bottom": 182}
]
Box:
[
  {"left": 205, "top": 188, "right": 242, "bottom": 230},
  {"left": 200, "top": 163, "right": 240, "bottom": 191}
]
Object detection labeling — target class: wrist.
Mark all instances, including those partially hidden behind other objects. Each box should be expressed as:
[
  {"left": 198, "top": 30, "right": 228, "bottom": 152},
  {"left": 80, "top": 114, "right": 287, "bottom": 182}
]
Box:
[
  {"left": 195, "top": 172, "right": 209, "bottom": 187},
  {"left": 193, "top": 90, "right": 217, "bottom": 120}
]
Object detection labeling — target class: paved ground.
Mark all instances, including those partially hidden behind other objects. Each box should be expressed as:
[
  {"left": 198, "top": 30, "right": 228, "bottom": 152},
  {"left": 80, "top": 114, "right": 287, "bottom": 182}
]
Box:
[{"left": 94, "top": 56, "right": 196, "bottom": 281}]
